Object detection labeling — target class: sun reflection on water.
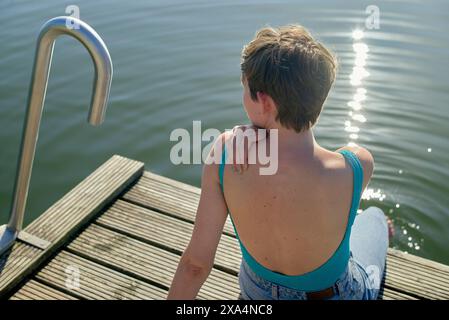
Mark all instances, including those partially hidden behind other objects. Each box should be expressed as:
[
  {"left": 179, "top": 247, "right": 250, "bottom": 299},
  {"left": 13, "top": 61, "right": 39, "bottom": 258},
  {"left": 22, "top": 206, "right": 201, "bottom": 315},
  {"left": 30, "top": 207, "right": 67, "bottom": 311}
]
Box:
[
  {"left": 345, "top": 28, "right": 423, "bottom": 254},
  {"left": 345, "top": 29, "right": 369, "bottom": 149},
  {"left": 347, "top": 30, "right": 392, "bottom": 217}
]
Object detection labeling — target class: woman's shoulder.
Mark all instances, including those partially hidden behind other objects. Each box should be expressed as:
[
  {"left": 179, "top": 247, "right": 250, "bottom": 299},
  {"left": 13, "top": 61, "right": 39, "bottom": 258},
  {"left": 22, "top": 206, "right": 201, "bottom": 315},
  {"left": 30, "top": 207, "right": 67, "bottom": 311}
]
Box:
[
  {"left": 334, "top": 144, "right": 374, "bottom": 191},
  {"left": 336, "top": 144, "right": 374, "bottom": 171}
]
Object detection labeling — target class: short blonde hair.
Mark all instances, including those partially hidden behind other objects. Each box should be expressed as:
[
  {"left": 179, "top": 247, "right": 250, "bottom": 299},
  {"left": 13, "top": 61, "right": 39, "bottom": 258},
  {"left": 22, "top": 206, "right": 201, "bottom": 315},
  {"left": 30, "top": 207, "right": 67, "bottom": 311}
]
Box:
[{"left": 241, "top": 25, "right": 337, "bottom": 132}]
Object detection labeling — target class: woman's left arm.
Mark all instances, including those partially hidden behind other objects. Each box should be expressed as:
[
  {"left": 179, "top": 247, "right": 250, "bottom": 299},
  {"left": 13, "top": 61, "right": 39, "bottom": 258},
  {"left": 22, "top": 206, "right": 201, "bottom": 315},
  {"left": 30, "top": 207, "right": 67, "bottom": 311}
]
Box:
[{"left": 167, "top": 136, "right": 229, "bottom": 299}]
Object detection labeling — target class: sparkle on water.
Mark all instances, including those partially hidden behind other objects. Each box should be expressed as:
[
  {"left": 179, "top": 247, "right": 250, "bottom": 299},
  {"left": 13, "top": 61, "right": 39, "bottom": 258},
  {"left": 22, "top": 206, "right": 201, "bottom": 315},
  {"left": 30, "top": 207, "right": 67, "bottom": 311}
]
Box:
[{"left": 352, "top": 29, "right": 364, "bottom": 40}]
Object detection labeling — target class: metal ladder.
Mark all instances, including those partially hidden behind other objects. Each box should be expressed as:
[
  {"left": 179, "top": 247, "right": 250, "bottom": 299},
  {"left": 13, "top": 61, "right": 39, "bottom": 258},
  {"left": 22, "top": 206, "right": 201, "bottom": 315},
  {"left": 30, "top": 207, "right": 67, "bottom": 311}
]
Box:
[{"left": 0, "top": 16, "right": 113, "bottom": 256}]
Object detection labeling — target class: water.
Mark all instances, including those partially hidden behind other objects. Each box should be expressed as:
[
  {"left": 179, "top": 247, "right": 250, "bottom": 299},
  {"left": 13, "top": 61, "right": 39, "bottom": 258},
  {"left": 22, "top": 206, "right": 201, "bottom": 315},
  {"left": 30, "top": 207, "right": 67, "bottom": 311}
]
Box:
[{"left": 1, "top": 0, "right": 448, "bottom": 264}]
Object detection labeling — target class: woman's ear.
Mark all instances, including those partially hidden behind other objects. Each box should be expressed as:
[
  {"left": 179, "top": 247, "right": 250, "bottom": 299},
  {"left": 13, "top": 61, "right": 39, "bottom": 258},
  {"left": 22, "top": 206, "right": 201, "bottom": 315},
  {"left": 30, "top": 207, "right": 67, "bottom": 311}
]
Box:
[{"left": 257, "top": 91, "right": 276, "bottom": 115}]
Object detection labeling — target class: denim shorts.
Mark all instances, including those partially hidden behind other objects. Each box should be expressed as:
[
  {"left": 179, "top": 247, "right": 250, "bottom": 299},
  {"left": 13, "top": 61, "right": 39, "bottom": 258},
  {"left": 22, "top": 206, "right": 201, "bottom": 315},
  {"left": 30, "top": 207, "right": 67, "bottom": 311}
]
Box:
[{"left": 238, "top": 207, "right": 389, "bottom": 300}]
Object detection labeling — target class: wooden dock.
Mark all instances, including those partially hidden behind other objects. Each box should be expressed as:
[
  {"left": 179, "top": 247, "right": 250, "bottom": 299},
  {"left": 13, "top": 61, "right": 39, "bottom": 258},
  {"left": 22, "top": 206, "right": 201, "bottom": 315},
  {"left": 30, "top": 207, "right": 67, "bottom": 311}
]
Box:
[{"left": 1, "top": 155, "right": 448, "bottom": 300}]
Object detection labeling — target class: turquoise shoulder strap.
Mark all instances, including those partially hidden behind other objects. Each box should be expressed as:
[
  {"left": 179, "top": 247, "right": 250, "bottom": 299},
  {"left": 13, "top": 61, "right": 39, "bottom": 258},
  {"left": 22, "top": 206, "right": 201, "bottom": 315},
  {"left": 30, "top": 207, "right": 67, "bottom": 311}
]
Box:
[
  {"left": 337, "top": 149, "right": 364, "bottom": 226},
  {"left": 219, "top": 145, "right": 226, "bottom": 192},
  {"left": 218, "top": 145, "right": 242, "bottom": 241}
]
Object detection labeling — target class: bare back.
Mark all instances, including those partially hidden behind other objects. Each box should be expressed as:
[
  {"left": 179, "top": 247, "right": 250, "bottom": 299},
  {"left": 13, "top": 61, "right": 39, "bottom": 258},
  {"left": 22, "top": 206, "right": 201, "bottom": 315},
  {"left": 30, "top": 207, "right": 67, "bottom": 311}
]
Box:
[{"left": 222, "top": 143, "right": 373, "bottom": 276}]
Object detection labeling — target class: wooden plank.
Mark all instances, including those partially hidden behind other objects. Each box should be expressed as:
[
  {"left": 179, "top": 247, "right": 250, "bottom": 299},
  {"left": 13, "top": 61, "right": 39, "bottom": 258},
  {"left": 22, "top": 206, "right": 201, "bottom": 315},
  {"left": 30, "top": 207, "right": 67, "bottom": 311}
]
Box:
[
  {"left": 35, "top": 251, "right": 167, "bottom": 300},
  {"left": 96, "top": 199, "right": 241, "bottom": 274},
  {"left": 387, "top": 255, "right": 449, "bottom": 283},
  {"left": 386, "top": 258, "right": 449, "bottom": 290},
  {"left": 0, "top": 155, "right": 144, "bottom": 298},
  {"left": 388, "top": 248, "right": 449, "bottom": 273},
  {"left": 383, "top": 265, "right": 449, "bottom": 299},
  {"left": 122, "top": 173, "right": 237, "bottom": 237},
  {"left": 67, "top": 224, "right": 241, "bottom": 300},
  {"left": 143, "top": 172, "right": 201, "bottom": 195},
  {"left": 10, "top": 279, "right": 77, "bottom": 300},
  {"left": 379, "top": 287, "right": 417, "bottom": 300},
  {"left": 123, "top": 170, "right": 449, "bottom": 300}
]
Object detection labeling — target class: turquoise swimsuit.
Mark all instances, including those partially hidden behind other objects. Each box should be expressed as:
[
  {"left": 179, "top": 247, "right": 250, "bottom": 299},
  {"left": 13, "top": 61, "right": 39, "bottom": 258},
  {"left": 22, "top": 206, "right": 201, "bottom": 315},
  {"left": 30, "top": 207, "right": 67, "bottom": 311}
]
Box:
[{"left": 219, "top": 148, "right": 364, "bottom": 292}]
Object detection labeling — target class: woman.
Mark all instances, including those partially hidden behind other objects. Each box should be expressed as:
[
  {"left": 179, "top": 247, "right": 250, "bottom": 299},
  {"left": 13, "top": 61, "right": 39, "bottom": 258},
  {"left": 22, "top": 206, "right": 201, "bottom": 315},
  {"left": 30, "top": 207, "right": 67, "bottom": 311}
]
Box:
[{"left": 167, "top": 25, "right": 391, "bottom": 300}]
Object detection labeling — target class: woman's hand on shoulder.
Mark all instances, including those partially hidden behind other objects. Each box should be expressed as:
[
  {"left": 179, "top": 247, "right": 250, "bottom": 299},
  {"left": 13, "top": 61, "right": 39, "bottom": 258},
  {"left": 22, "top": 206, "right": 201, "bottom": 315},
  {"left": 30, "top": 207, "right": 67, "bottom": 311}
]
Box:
[{"left": 228, "top": 124, "right": 267, "bottom": 174}]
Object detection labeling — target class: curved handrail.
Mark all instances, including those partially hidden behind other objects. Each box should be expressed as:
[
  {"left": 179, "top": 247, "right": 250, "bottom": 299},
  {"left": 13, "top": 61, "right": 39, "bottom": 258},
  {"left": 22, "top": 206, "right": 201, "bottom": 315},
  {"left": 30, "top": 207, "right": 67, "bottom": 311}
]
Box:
[{"left": 0, "top": 16, "right": 113, "bottom": 255}]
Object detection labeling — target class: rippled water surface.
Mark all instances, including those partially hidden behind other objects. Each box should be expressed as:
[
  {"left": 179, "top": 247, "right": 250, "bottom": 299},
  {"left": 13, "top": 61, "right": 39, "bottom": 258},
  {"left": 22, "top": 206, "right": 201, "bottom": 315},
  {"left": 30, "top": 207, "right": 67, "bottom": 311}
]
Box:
[{"left": 0, "top": 0, "right": 448, "bottom": 264}]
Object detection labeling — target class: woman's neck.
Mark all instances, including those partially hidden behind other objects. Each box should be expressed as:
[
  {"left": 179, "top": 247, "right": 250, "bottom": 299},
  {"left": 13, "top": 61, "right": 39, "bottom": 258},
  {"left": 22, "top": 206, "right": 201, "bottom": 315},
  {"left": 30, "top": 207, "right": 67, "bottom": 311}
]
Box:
[{"left": 264, "top": 123, "right": 317, "bottom": 157}]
